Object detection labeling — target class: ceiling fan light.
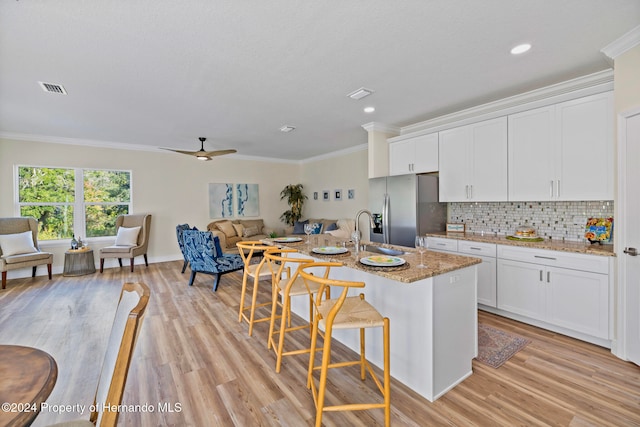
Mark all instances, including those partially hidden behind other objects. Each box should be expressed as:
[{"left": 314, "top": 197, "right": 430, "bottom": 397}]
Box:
[{"left": 196, "top": 155, "right": 209, "bottom": 161}]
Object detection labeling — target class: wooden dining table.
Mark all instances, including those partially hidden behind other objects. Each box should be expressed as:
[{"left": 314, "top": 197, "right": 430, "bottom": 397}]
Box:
[{"left": 0, "top": 345, "right": 58, "bottom": 427}]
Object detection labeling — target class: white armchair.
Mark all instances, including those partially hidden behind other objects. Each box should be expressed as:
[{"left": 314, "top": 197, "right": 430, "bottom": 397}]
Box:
[{"left": 99, "top": 214, "right": 152, "bottom": 273}]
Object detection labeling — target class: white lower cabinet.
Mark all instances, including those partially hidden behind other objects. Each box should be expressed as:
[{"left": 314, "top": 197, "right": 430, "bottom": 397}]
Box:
[
  {"left": 427, "top": 237, "right": 497, "bottom": 307},
  {"left": 427, "top": 237, "right": 612, "bottom": 345},
  {"left": 497, "top": 245, "right": 610, "bottom": 341},
  {"left": 497, "top": 259, "right": 548, "bottom": 322},
  {"left": 458, "top": 241, "right": 497, "bottom": 308},
  {"left": 544, "top": 266, "right": 609, "bottom": 339}
]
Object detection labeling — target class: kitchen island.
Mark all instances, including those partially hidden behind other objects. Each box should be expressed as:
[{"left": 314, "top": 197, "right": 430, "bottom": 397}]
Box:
[{"left": 263, "top": 235, "right": 481, "bottom": 402}]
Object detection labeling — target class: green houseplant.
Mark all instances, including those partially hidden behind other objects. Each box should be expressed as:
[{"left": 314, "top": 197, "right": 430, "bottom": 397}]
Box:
[{"left": 280, "top": 184, "right": 307, "bottom": 226}]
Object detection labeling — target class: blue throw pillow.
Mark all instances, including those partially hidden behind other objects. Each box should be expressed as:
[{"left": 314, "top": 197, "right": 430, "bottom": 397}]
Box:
[
  {"left": 325, "top": 222, "right": 337, "bottom": 232},
  {"left": 293, "top": 220, "right": 309, "bottom": 234},
  {"left": 310, "top": 223, "right": 323, "bottom": 234}
]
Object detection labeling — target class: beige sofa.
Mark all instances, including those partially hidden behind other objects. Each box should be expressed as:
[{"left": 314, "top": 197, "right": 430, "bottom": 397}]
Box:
[
  {"left": 284, "top": 218, "right": 355, "bottom": 240},
  {"left": 207, "top": 219, "right": 273, "bottom": 254}
]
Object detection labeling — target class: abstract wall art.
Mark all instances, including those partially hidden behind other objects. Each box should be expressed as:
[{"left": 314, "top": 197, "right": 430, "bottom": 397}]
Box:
[
  {"left": 236, "top": 183, "right": 259, "bottom": 217},
  {"left": 209, "top": 183, "right": 233, "bottom": 218}
]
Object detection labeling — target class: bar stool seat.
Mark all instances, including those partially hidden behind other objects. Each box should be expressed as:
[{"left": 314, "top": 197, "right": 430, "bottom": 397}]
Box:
[
  {"left": 236, "top": 241, "right": 274, "bottom": 336},
  {"left": 299, "top": 262, "right": 391, "bottom": 427}
]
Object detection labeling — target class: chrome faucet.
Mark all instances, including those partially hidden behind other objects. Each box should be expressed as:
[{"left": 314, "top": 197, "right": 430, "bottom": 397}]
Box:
[{"left": 354, "top": 209, "right": 376, "bottom": 240}]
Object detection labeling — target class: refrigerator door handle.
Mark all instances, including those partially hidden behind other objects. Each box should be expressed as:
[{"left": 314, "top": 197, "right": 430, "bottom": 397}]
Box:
[{"left": 383, "top": 194, "right": 390, "bottom": 244}]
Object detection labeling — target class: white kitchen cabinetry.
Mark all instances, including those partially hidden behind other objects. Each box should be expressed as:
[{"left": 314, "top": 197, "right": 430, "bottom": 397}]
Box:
[
  {"left": 389, "top": 132, "right": 438, "bottom": 176},
  {"left": 508, "top": 92, "right": 613, "bottom": 201},
  {"left": 426, "top": 237, "right": 497, "bottom": 307},
  {"left": 439, "top": 117, "right": 508, "bottom": 202},
  {"left": 458, "top": 241, "right": 497, "bottom": 308},
  {"left": 497, "top": 245, "right": 610, "bottom": 341}
]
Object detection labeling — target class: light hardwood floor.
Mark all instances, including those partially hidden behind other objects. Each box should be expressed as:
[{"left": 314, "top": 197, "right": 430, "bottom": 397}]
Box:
[{"left": 1, "top": 261, "right": 639, "bottom": 426}]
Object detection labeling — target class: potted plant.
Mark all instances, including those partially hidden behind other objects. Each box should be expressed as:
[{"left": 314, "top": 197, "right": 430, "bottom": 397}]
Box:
[{"left": 280, "top": 184, "right": 307, "bottom": 226}]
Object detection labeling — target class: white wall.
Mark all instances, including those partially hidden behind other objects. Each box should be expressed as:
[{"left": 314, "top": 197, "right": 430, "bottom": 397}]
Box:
[
  {"left": 300, "top": 146, "right": 370, "bottom": 232},
  {"left": 0, "top": 138, "right": 302, "bottom": 277}
]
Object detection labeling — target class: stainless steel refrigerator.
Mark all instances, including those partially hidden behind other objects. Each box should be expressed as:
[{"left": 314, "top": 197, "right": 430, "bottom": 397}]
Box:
[{"left": 368, "top": 174, "right": 447, "bottom": 247}]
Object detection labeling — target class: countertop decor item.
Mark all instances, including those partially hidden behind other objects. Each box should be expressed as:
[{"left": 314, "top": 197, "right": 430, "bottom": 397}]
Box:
[
  {"left": 585, "top": 217, "right": 613, "bottom": 244},
  {"left": 506, "top": 235, "right": 544, "bottom": 242},
  {"left": 446, "top": 223, "right": 465, "bottom": 233}
]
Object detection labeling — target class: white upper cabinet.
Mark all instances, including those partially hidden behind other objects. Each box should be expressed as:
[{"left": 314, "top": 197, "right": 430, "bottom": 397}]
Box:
[
  {"left": 557, "top": 93, "right": 613, "bottom": 200},
  {"left": 439, "top": 117, "right": 508, "bottom": 202},
  {"left": 389, "top": 132, "right": 438, "bottom": 176},
  {"left": 508, "top": 92, "right": 613, "bottom": 201}
]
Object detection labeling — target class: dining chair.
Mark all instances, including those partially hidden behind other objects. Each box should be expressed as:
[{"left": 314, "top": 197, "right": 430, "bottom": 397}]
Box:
[
  {"left": 299, "top": 262, "right": 391, "bottom": 427},
  {"left": 263, "top": 248, "right": 329, "bottom": 373},
  {"left": 236, "top": 241, "right": 274, "bottom": 336},
  {"left": 0, "top": 217, "right": 53, "bottom": 289},
  {"left": 99, "top": 214, "right": 152, "bottom": 273},
  {"left": 182, "top": 230, "right": 244, "bottom": 291},
  {"left": 47, "top": 281, "right": 150, "bottom": 427}
]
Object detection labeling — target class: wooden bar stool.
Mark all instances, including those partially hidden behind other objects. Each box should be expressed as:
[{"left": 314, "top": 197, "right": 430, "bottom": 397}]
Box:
[
  {"left": 299, "top": 262, "right": 391, "bottom": 427},
  {"left": 263, "top": 249, "right": 330, "bottom": 373},
  {"left": 236, "top": 241, "right": 275, "bottom": 336}
]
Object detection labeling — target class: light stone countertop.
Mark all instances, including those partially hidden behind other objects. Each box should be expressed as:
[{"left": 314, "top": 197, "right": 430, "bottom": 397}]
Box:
[
  {"left": 424, "top": 231, "right": 615, "bottom": 257},
  {"left": 263, "top": 235, "right": 481, "bottom": 284}
]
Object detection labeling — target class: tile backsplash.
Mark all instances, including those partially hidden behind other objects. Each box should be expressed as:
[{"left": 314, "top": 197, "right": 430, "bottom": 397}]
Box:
[{"left": 448, "top": 201, "right": 614, "bottom": 242}]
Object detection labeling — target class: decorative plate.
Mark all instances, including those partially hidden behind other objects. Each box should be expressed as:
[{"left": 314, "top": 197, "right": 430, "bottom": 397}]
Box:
[
  {"left": 273, "top": 237, "right": 302, "bottom": 243},
  {"left": 312, "top": 246, "right": 348, "bottom": 255},
  {"left": 506, "top": 235, "right": 544, "bottom": 242},
  {"left": 359, "top": 255, "right": 406, "bottom": 267}
]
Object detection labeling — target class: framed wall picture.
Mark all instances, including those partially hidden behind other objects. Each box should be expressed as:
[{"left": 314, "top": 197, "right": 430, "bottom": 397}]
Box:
[
  {"left": 209, "top": 183, "right": 233, "bottom": 218},
  {"left": 322, "top": 190, "right": 330, "bottom": 201},
  {"left": 236, "top": 183, "right": 259, "bottom": 217},
  {"left": 334, "top": 189, "right": 342, "bottom": 201}
]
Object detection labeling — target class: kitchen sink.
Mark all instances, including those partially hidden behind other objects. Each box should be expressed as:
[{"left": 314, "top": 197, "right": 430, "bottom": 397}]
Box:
[{"left": 360, "top": 244, "right": 409, "bottom": 256}]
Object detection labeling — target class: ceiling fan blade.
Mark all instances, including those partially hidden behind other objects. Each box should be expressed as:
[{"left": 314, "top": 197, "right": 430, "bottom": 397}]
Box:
[
  {"left": 161, "top": 139, "right": 236, "bottom": 159},
  {"left": 202, "top": 149, "right": 237, "bottom": 157}
]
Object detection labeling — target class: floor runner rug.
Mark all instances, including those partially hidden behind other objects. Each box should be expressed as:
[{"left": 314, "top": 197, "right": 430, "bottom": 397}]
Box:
[{"left": 476, "top": 324, "right": 530, "bottom": 368}]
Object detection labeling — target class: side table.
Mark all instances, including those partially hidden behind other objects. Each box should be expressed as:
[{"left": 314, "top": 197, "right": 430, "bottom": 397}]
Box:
[{"left": 63, "top": 248, "right": 96, "bottom": 276}]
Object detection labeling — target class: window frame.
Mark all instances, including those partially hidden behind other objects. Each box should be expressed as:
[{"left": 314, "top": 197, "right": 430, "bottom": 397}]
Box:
[{"left": 14, "top": 164, "right": 133, "bottom": 242}]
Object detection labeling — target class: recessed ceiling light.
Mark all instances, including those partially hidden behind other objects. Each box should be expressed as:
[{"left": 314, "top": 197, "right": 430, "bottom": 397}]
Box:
[
  {"left": 364, "top": 106, "right": 376, "bottom": 113},
  {"left": 510, "top": 43, "right": 531, "bottom": 55},
  {"left": 347, "top": 87, "right": 374, "bottom": 100},
  {"left": 280, "top": 125, "right": 296, "bottom": 133}
]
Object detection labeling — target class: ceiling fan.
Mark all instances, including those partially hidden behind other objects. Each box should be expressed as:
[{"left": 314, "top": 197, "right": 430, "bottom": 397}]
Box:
[{"left": 163, "top": 137, "right": 237, "bottom": 161}]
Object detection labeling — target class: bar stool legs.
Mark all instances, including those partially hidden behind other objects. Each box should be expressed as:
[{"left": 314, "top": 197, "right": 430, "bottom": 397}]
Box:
[
  {"left": 300, "top": 264, "right": 391, "bottom": 427},
  {"left": 236, "top": 242, "right": 274, "bottom": 336}
]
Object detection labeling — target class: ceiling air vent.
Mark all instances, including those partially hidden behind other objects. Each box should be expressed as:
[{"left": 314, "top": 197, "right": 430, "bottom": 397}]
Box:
[
  {"left": 38, "top": 81, "right": 67, "bottom": 95},
  {"left": 347, "top": 87, "right": 373, "bottom": 100}
]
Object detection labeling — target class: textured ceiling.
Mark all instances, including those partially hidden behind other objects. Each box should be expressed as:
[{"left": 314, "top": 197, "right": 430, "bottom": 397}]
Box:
[{"left": 0, "top": 1, "right": 638, "bottom": 161}]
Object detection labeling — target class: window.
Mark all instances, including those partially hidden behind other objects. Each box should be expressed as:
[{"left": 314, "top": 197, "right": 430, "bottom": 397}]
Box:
[{"left": 17, "top": 166, "right": 131, "bottom": 240}]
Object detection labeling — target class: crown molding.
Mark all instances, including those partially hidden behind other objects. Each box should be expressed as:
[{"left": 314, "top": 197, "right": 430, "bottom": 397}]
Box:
[
  {"left": 0, "top": 132, "right": 162, "bottom": 153},
  {"left": 0, "top": 131, "right": 361, "bottom": 165},
  {"left": 396, "top": 69, "right": 614, "bottom": 139},
  {"left": 601, "top": 25, "right": 640, "bottom": 60},
  {"left": 361, "top": 122, "right": 400, "bottom": 135},
  {"left": 300, "top": 143, "right": 367, "bottom": 164}
]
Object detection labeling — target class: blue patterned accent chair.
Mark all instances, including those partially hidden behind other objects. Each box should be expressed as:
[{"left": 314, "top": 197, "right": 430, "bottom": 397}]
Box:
[
  {"left": 176, "top": 224, "right": 192, "bottom": 274},
  {"left": 182, "top": 230, "right": 244, "bottom": 291}
]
